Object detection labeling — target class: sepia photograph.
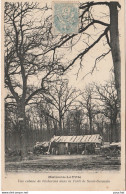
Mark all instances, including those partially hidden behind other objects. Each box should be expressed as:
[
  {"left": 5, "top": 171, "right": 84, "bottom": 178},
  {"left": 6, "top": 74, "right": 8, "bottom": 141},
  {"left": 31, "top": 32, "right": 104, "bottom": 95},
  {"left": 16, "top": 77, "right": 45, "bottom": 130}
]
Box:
[{"left": 1, "top": 0, "right": 125, "bottom": 191}]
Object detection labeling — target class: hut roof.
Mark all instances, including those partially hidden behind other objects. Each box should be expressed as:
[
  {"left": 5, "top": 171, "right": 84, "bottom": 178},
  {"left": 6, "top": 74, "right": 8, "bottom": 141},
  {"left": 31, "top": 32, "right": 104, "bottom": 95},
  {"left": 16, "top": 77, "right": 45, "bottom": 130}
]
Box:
[
  {"left": 110, "top": 142, "right": 121, "bottom": 147},
  {"left": 50, "top": 134, "right": 102, "bottom": 144}
]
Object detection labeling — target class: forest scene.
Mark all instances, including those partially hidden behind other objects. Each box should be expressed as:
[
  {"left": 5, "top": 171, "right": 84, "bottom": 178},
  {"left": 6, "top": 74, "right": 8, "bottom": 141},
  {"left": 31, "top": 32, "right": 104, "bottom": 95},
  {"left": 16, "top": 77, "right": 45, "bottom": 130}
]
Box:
[{"left": 4, "top": 1, "right": 121, "bottom": 172}]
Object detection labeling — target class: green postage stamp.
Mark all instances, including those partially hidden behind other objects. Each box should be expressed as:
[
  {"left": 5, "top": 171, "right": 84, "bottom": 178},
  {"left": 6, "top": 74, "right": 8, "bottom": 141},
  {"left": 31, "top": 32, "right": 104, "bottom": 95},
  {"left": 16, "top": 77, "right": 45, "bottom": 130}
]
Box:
[{"left": 53, "top": 2, "right": 79, "bottom": 34}]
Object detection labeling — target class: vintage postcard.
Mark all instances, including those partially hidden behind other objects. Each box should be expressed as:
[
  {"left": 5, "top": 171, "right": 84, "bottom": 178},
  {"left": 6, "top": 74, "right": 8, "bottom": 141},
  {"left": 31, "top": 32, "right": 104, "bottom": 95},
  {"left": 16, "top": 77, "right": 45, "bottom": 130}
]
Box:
[{"left": 1, "top": 0, "right": 125, "bottom": 191}]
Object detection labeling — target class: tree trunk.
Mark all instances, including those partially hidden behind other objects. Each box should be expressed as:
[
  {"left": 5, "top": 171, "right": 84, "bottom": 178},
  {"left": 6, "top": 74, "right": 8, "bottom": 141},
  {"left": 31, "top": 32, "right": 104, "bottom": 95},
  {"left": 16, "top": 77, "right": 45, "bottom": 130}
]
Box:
[
  {"left": 17, "top": 100, "right": 27, "bottom": 158},
  {"left": 110, "top": 118, "right": 118, "bottom": 142},
  {"left": 46, "top": 116, "right": 50, "bottom": 139},
  {"left": 89, "top": 113, "right": 93, "bottom": 134},
  {"left": 59, "top": 111, "right": 62, "bottom": 134},
  {"left": 113, "top": 117, "right": 119, "bottom": 142},
  {"left": 109, "top": 2, "right": 121, "bottom": 104},
  {"left": 110, "top": 119, "right": 113, "bottom": 143}
]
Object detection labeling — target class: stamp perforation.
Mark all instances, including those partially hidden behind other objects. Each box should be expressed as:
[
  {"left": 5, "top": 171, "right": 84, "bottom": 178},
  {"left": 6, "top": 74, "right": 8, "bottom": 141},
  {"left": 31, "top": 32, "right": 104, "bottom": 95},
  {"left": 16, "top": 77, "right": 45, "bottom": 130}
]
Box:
[{"left": 52, "top": 1, "right": 79, "bottom": 35}]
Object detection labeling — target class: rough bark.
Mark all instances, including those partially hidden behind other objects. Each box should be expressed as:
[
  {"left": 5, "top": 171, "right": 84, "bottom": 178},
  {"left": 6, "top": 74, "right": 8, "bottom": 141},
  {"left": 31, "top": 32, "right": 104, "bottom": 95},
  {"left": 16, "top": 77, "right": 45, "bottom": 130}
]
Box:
[
  {"left": 89, "top": 113, "right": 93, "bottom": 135},
  {"left": 17, "top": 100, "right": 27, "bottom": 158},
  {"left": 109, "top": 2, "right": 121, "bottom": 105},
  {"left": 59, "top": 113, "right": 62, "bottom": 134}
]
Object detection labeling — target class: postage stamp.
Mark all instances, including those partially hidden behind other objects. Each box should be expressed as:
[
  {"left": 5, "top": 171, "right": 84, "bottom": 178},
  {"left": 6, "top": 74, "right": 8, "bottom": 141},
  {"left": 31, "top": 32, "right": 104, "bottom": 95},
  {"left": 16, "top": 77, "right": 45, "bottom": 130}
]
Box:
[{"left": 53, "top": 2, "right": 79, "bottom": 34}]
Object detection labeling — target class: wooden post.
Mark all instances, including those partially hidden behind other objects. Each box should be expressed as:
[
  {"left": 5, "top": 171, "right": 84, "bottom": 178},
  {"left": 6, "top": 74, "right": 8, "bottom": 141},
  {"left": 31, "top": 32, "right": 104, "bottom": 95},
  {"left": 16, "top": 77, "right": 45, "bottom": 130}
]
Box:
[{"left": 77, "top": 143, "right": 79, "bottom": 154}]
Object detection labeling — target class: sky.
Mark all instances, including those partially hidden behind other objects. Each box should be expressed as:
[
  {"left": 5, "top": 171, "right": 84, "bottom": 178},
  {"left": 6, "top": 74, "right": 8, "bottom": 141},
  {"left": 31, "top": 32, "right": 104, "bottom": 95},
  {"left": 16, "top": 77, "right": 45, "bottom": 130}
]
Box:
[
  {"left": 27, "top": 2, "right": 113, "bottom": 92},
  {"left": 63, "top": 44, "right": 113, "bottom": 91},
  {"left": 5, "top": 1, "right": 117, "bottom": 99}
]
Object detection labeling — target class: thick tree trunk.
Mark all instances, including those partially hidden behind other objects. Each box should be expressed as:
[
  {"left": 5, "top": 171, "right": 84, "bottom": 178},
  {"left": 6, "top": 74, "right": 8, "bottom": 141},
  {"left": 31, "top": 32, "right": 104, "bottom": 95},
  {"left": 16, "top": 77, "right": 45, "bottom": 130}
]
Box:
[
  {"left": 109, "top": 2, "right": 121, "bottom": 105},
  {"left": 113, "top": 117, "right": 119, "bottom": 142},
  {"left": 59, "top": 117, "right": 62, "bottom": 134},
  {"left": 17, "top": 100, "right": 27, "bottom": 158},
  {"left": 59, "top": 111, "right": 62, "bottom": 134},
  {"left": 53, "top": 120, "right": 57, "bottom": 135},
  {"left": 110, "top": 117, "right": 118, "bottom": 142}
]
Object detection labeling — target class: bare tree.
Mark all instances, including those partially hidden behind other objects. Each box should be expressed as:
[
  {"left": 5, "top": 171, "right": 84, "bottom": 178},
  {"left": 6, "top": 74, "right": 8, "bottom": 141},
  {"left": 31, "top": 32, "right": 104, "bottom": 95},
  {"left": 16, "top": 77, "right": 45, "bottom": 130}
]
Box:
[
  {"left": 65, "top": 107, "right": 84, "bottom": 135},
  {"left": 80, "top": 86, "right": 97, "bottom": 134},
  {"left": 4, "top": 2, "right": 121, "bottom": 156},
  {"left": 42, "top": 79, "right": 81, "bottom": 134},
  {"left": 95, "top": 80, "right": 120, "bottom": 142},
  {"left": 4, "top": 2, "right": 63, "bottom": 155},
  {"left": 41, "top": 1, "right": 121, "bottom": 104},
  {"left": 29, "top": 101, "right": 55, "bottom": 138}
]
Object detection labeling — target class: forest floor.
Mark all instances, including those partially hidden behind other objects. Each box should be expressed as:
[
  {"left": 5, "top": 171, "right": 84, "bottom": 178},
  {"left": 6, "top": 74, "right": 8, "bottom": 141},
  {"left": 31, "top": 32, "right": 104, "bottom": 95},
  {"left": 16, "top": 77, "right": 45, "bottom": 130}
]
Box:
[{"left": 5, "top": 155, "right": 121, "bottom": 172}]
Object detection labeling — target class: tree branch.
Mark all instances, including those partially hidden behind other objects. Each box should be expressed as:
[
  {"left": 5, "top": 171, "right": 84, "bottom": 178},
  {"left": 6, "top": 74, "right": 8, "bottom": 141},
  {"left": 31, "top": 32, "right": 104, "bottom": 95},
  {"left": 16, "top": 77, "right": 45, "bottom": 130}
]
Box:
[{"left": 63, "top": 26, "right": 109, "bottom": 72}]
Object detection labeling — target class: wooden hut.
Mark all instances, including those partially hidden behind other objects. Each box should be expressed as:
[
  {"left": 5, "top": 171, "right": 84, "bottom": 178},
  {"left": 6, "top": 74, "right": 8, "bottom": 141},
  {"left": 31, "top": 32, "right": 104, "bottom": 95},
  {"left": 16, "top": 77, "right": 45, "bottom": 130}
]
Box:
[{"left": 49, "top": 134, "right": 103, "bottom": 155}]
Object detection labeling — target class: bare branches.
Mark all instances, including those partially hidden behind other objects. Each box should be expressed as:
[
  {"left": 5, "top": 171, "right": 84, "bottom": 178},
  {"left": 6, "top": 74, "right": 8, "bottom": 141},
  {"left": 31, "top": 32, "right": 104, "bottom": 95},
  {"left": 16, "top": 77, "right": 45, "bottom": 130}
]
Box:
[
  {"left": 90, "top": 49, "right": 111, "bottom": 74},
  {"left": 5, "top": 2, "right": 61, "bottom": 107},
  {"left": 40, "top": 79, "right": 82, "bottom": 130},
  {"left": 5, "top": 64, "right": 19, "bottom": 102},
  {"left": 33, "top": 20, "right": 109, "bottom": 58},
  {"left": 5, "top": 1, "right": 112, "bottom": 105},
  {"left": 63, "top": 26, "right": 109, "bottom": 72},
  {"left": 105, "top": 32, "right": 111, "bottom": 47},
  {"left": 94, "top": 80, "right": 119, "bottom": 119},
  {"left": 79, "top": 2, "right": 110, "bottom": 9},
  {"left": 25, "top": 87, "right": 46, "bottom": 105}
]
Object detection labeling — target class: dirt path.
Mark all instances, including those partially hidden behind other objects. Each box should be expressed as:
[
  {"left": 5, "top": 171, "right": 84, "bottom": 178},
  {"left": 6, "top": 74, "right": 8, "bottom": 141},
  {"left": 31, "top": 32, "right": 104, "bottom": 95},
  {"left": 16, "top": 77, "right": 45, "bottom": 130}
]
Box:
[{"left": 5, "top": 155, "right": 121, "bottom": 172}]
